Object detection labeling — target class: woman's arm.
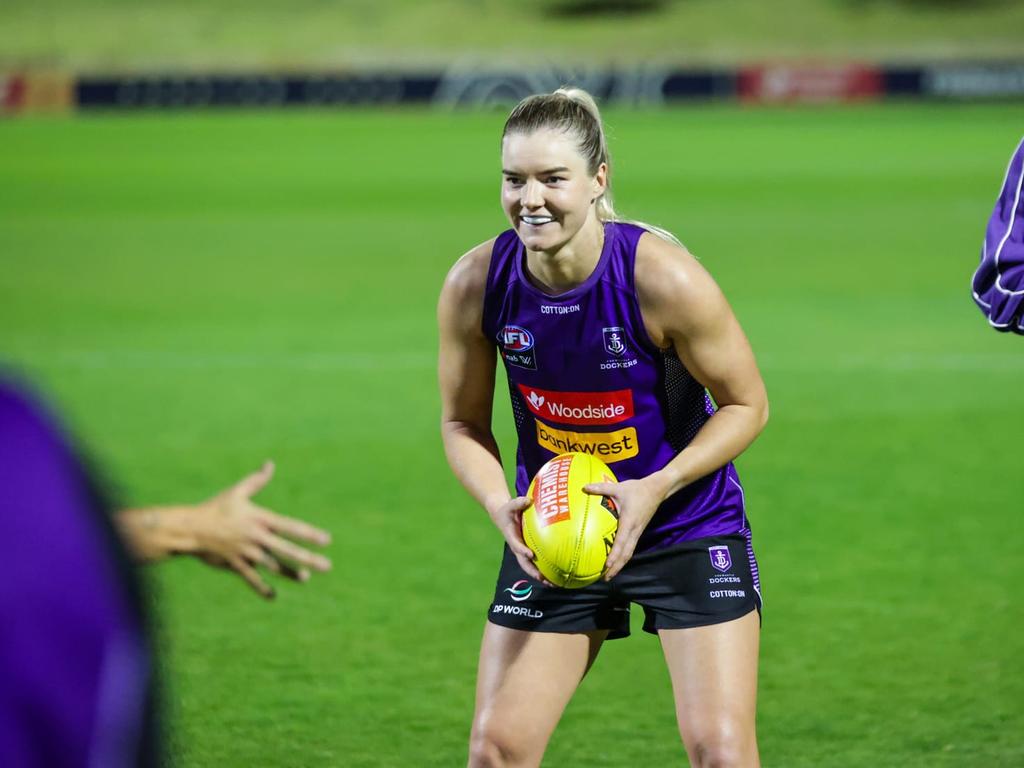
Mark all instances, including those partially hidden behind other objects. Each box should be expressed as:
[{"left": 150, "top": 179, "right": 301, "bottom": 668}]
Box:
[
  {"left": 438, "top": 241, "right": 544, "bottom": 582},
  {"left": 588, "top": 232, "right": 769, "bottom": 579}
]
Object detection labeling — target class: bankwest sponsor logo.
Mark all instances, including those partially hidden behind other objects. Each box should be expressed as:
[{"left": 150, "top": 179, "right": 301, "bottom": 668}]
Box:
[
  {"left": 536, "top": 424, "right": 639, "bottom": 463},
  {"left": 517, "top": 384, "right": 633, "bottom": 426},
  {"left": 531, "top": 454, "right": 573, "bottom": 527}
]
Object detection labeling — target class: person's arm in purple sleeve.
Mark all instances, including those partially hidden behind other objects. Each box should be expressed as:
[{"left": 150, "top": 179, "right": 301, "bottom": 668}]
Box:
[
  {"left": 972, "top": 136, "right": 1024, "bottom": 334},
  {"left": 115, "top": 461, "right": 332, "bottom": 600}
]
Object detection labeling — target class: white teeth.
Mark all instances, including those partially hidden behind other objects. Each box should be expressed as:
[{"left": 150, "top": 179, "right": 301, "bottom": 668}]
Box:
[{"left": 522, "top": 216, "right": 554, "bottom": 225}]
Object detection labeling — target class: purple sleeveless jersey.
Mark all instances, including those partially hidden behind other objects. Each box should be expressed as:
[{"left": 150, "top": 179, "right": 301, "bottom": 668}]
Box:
[
  {"left": 972, "top": 136, "right": 1024, "bottom": 334},
  {"left": 482, "top": 222, "right": 750, "bottom": 554}
]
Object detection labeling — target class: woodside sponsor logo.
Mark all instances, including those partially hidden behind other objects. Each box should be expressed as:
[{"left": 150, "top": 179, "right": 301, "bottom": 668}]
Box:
[{"left": 517, "top": 384, "right": 633, "bottom": 426}]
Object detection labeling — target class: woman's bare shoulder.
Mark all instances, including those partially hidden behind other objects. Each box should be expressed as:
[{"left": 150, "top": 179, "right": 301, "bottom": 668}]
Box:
[
  {"left": 634, "top": 230, "right": 729, "bottom": 339},
  {"left": 442, "top": 237, "right": 498, "bottom": 301}
]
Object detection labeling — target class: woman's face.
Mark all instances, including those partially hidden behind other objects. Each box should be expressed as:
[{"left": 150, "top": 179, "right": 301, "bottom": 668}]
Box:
[{"left": 501, "top": 127, "right": 606, "bottom": 253}]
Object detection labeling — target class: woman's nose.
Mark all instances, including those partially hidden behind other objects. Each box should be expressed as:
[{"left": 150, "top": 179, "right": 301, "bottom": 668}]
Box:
[{"left": 521, "top": 179, "right": 544, "bottom": 209}]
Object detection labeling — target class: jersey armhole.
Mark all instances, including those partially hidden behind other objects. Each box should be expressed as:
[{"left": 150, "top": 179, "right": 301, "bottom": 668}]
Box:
[
  {"left": 629, "top": 228, "right": 673, "bottom": 357},
  {"left": 481, "top": 230, "right": 519, "bottom": 341}
]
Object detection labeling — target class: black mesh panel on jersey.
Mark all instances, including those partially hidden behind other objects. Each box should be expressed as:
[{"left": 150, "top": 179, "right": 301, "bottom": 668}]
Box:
[
  {"left": 659, "top": 351, "right": 713, "bottom": 452},
  {"left": 507, "top": 376, "right": 528, "bottom": 431}
]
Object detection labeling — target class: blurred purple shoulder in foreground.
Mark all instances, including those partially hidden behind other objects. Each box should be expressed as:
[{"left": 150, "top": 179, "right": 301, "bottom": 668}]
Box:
[
  {"left": 0, "top": 377, "right": 158, "bottom": 767},
  {"left": 972, "top": 136, "right": 1024, "bottom": 334}
]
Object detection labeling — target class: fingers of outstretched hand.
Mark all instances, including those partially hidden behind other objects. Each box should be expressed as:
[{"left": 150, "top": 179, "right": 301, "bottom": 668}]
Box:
[
  {"left": 249, "top": 549, "right": 310, "bottom": 583},
  {"left": 258, "top": 509, "right": 331, "bottom": 546},
  {"left": 256, "top": 531, "right": 332, "bottom": 572},
  {"left": 229, "top": 556, "right": 275, "bottom": 599},
  {"left": 233, "top": 460, "right": 276, "bottom": 499}
]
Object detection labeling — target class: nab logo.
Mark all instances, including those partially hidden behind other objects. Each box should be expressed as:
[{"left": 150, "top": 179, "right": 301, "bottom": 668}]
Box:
[
  {"left": 499, "top": 325, "right": 537, "bottom": 370},
  {"left": 501, "top": 325, "right": 534, "bottom": 352}
]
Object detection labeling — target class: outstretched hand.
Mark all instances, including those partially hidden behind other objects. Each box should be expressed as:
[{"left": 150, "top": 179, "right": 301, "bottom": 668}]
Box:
[
  {"left": 584, "top": 478, "right": 663, "bottom": 581},
  {"left": 195, "top": 461, "right": 332, "bottom": 599}
]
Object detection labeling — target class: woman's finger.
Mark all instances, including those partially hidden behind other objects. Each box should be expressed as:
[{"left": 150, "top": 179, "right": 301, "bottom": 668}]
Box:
[
  {"left": 258, "top": 508, "right": 331, "bottom": 545},
  {"left": 256, "top": 531, "right": 332, "bottom": 572},
  {"left": 513, "top": 551, "right": 545, "bottom": 583},
  {"left": 232, "top": 460, "right": 275, "bottom": 500},
  {"left": 604, "top": 530, "right": 639, "bottom": 581},
  {"left": 583, "top": 482, "right": 617, "bottom": 497},
  {"left": 229, "top": 556, "right": 275, "bottom": 599}
]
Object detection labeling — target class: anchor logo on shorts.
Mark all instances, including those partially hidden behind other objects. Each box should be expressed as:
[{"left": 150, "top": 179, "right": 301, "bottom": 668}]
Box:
[{"left": 708, "top": 545, "right": 732, "bottom": 573}]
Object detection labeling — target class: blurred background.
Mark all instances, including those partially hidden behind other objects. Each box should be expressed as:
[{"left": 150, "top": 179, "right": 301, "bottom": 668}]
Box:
[{"left": 2, "top": 2, "right": 1022, "bottom": 767}]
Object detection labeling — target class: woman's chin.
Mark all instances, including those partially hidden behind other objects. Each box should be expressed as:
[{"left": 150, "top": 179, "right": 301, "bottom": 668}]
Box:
[{"left": 518, "top": 225, "right": 559, "bottom": 251}]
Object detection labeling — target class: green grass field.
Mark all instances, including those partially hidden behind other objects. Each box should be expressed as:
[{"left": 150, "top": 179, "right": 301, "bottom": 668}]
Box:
[{"left": 2, "top": 103, "right": 1023, "bottom": 766}]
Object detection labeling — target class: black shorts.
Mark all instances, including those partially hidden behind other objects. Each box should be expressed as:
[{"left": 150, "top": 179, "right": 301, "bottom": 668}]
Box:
[{"left": 487, "top": 534, "right": 762, "bottom": 639}]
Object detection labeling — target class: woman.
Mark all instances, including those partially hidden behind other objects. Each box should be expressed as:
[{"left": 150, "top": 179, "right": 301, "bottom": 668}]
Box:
[{"left": 438, "top": 88, "right": 769, "bottom": 768}]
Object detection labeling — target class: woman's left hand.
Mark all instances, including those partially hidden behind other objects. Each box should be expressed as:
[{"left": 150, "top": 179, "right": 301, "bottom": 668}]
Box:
[{"left": 583, "top": 477, "right": 665, "bottom": 581}]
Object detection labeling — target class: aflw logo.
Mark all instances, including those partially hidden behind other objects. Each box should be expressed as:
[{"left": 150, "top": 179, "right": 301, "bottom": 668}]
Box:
[{"left": 517, "top": 384, "right": 633, "bottom": 426}]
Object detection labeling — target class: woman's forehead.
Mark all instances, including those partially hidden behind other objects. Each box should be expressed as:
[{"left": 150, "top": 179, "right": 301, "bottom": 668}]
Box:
[{"left": 501, "top": 128, "right": 586, "bottom": 171}]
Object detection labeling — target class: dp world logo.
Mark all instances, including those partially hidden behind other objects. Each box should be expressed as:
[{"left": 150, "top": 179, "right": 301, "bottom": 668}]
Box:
[
  {"left": 504, "top": 579, "right": 533, "bottom": 602},
  {"left": 501, "top": 325, "right": 534, "bottom": 352}
]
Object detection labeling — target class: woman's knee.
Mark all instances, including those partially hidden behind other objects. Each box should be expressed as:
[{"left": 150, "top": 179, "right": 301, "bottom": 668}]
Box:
[
  {"left": 467, "top": 715, "right": 531, "bottom": 768},
  {"left": 680, "top": 718, "right": 758, "bottom": 768}
]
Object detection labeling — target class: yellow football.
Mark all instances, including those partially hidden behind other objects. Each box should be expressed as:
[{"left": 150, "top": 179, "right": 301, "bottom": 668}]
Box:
[{"left": 521, "top": 452, "right": 619, "bottom": 588}]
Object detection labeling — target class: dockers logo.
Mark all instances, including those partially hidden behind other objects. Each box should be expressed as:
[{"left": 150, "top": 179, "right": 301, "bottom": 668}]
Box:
[
  {"left": 536, "top": 423, "right": 639, "bottom": 463},
  {"left": 603, "top": 327, "right": 627, "bottom": 356},
  {"left": 504, "top": 580, "right": 533, "bottom": 602},
  {"left": 709, "top": 545, "right": 732, "bottom": 573},
  {"left": 517, "top": 384, "right": 634, "bottom": 426},
  {"left": 600, "top": 327, "right": 638, "bottom": 370},
  {"left": 499, "top": 325, "right": 537, "bottom": 370}
]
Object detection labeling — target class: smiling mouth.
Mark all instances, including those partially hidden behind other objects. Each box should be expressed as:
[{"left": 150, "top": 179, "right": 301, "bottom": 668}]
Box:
[{"left": 521, "top": 215, "right": 555, "bottom": 226}]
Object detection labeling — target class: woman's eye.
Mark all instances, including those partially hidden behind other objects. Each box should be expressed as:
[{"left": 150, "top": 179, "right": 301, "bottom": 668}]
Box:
[
  {"left": 546, "top": 176, "right": 564, "bottom": 184},
  {"left": 506, "top": 177, "right": 523, "bottom": 186}
]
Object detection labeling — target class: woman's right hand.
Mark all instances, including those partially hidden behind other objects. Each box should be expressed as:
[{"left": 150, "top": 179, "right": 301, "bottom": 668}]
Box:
[{"left": 488, "top": 495, "right": 549, "bottom": 585}]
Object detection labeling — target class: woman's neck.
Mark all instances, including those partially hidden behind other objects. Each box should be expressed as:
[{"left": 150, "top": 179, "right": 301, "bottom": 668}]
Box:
[{"left": 525, "top": 217, "right": 606, "bottom": 295}]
